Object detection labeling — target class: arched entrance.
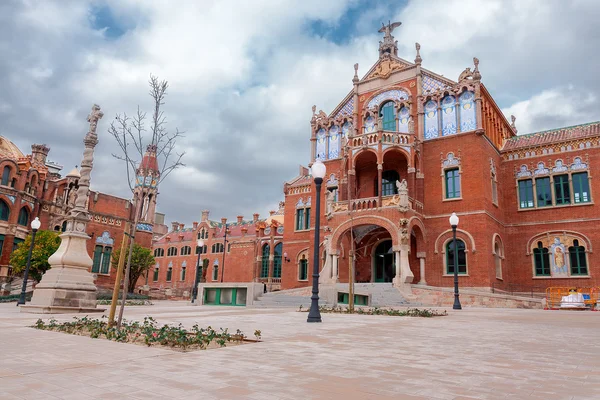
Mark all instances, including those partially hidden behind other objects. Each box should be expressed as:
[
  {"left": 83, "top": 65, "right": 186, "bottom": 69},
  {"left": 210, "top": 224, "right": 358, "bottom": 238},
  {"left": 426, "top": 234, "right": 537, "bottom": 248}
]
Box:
[{"left": 373, "top": 240, "right": 394, "bottom": 282}]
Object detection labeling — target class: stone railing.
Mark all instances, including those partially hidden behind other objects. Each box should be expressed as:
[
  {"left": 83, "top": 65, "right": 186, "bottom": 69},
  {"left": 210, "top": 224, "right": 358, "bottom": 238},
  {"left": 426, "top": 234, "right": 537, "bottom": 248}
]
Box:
[
  {"left": 349, "top": 131, "right": 412, "bottom": 148},
  {"left": 330, "top": 195, "right": 422, "bottom": 214}
]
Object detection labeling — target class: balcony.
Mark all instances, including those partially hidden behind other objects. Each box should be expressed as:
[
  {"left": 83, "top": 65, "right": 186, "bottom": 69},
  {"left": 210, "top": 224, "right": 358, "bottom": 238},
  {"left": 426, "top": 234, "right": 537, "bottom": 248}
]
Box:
[
  {"left": 349, "top": 131, "right": 412, "bottom": 149},
  {"left": 330, "top": 195, "right": 422, "bottom": 215}
]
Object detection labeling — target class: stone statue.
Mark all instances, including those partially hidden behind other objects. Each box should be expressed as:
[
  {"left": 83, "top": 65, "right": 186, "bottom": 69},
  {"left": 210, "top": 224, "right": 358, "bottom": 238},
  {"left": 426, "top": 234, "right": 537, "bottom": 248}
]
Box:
[
  {"left": 415, "top": 42, "right": 422, "bottom": 64},
  {"left": 87, "top": 104, "right": 103, "bottom": 135},
  {"left": 459, "top": 67, "right": 473, "bottom": 81},
  {"left": 396, "top": 179, "right": 409, "bottom": 212},
  {"left": 325, "top": 190, "right": 334, "bottom": 215},
  {"left": 378, "top": 21, "right": 402, "bottom": 37}
]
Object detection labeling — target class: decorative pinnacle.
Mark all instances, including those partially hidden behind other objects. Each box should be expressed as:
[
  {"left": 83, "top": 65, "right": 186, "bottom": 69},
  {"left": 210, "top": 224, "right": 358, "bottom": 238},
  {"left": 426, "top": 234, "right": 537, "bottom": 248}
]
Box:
[
  {"left": 415, "top": 42, "right": 422, "bottom": 65},
  {"left": 353, "top": 63, "right": 359, "bottom": 83}
]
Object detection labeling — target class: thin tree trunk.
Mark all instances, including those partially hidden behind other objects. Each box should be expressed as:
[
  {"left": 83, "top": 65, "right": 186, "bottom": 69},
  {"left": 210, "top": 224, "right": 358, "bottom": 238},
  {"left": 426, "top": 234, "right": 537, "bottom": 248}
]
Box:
[{"left": 117, "top": 194, "right": 140, "bottom": 329}]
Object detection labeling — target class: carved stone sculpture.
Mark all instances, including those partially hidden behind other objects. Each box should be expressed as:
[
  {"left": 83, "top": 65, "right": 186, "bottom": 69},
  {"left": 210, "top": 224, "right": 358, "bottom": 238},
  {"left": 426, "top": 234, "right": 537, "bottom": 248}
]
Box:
[{"left": 397, "top": 179, "right": 410, "bottom": 212}]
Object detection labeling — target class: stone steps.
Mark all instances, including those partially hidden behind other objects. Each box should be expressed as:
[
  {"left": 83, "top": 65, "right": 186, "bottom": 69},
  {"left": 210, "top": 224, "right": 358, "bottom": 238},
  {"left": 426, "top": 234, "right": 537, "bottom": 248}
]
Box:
[
  {"left": 252, "top": 295, "right": 326, "bottom": 308},
  {"left": 340, "top": 283, "right": 414, "bottom": 307}
]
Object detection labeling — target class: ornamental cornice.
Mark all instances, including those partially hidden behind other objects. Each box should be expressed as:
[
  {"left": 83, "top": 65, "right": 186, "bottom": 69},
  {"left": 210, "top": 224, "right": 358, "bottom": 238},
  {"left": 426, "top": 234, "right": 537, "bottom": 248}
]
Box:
[{"left": 501, "top": 136, "right": 600, "bottom": 161}]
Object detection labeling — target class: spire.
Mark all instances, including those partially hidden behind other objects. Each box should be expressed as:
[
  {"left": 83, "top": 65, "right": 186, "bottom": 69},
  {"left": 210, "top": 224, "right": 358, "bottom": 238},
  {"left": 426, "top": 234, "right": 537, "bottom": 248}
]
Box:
[
  {"left": 378, "top": 21, "right": 401, "bottom": 58},
  {"left": 353, "top": 63, "right": 359, "bottom": 83}
]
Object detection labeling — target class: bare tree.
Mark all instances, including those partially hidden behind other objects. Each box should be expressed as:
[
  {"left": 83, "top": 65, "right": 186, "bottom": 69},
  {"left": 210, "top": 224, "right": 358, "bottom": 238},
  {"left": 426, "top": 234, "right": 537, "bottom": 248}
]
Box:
[{"left": 108, "top": 74, "right": 185, "bottom": 328}]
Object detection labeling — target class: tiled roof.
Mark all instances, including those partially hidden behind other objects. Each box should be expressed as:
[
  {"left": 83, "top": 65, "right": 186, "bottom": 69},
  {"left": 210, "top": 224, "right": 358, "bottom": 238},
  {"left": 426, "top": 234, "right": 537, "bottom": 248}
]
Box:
[
  {"left": 288, "top": 175, "right": 311, "bottom": 187},
  {"left": 154, "top": 220, "right": 269, "bottom": 244},
  {"left": 503, "top": 121, "right": 600, "bottom": 151}
]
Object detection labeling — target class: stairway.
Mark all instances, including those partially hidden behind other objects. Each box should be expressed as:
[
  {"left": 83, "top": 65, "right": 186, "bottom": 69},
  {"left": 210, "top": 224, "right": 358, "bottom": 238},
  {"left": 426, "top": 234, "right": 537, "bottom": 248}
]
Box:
[
  {"left": 2, "top": 277, "right": 35, "bottom": 296},
  {"left": 252, "top": 293, "right": 326, "bottom": 308},
  {"left": 336, "top": 283, "right": 415, "bottom": 307}
]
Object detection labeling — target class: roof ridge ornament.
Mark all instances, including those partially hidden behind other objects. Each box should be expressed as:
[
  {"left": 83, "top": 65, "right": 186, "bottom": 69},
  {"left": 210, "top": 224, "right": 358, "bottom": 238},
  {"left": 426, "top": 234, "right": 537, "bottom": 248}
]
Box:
[
  {"left": 378, "top": 21, "right": 401, "bottom": 58},
  {"left": 415, "top": 42, "right": 422, "bottom": 65}
]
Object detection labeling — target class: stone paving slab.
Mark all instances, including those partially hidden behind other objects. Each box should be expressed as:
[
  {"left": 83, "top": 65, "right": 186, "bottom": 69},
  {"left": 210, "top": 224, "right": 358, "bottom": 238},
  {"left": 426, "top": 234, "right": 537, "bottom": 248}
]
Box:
[{"left": 0, "top": 301, "right": 599, "bottom": 399}]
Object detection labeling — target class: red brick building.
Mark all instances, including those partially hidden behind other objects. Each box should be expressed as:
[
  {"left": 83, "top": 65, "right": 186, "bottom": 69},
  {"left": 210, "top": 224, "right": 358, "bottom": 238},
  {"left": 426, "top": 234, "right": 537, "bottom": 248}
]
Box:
[
  {"left": 0, "top": 137, "right": 161, "bottom": 290},
  {"left": 153, "top": 26, "right": 599, "bottom": 296}
]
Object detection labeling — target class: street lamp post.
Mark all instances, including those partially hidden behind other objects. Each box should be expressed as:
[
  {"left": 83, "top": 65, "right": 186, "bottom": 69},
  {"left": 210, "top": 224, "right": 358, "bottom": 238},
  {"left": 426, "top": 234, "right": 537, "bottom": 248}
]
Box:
[
  {"left": 192, "top": 239, "right": 204, "bottom": 303},
  {"left": 17, "top": 217, "right": 41, "bottom": 306},
  {"left": 307, "top": 159, "right": 326, "bottom": 323},
  {"left": 449, "top": 212, "right": 462, "bottom": 310}
]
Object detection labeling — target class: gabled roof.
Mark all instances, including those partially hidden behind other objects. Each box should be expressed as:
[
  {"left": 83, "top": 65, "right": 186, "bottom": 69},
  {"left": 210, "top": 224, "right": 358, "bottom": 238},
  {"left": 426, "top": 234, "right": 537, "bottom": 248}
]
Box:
[{"left": 502, "top": 121, "right": 600, "bottom": 151}]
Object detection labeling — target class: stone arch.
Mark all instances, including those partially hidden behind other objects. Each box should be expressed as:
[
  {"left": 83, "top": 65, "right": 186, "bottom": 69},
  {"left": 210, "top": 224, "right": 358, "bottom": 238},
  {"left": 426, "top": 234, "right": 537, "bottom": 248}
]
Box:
[
  {"left": 491, "top": 233, "right": 504, "bottom": 255},
  {"left": 364, "top": 88, "right": 411, "bottom": 111},
  {"left": 352, "top": 148, "right": 379, "bottom": 169},
  {"left": 434, "top": 228, "right": 476, "bottom": 254},
  {"left": 331, "top": 215, "right": 399, "bottom": 252},
  {"left": 408, "top": 217, "right": 426, "bottom": 253},
  {"left": 382, "top": 147, "right": 411, "bottom": 165},
  {"left": 526, "top": 230, "right": 592, "bottom": 255}
]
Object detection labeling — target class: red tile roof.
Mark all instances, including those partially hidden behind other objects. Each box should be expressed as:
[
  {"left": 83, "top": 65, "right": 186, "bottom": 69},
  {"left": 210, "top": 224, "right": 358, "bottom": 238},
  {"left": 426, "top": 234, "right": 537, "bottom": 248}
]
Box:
[{"left": 503, "top": 121, "right": 600, "bottom": 151}]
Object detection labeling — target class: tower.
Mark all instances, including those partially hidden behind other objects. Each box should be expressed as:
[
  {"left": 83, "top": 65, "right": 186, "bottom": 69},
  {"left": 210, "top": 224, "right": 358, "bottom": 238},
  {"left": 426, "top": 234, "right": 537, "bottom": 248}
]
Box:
[{"left": 134, "top": 144, "right": 159, "bottom": 227}]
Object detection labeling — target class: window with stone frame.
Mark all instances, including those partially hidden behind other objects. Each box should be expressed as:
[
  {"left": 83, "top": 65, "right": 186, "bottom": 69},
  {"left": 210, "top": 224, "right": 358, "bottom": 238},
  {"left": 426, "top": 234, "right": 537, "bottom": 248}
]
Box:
[
  {"left": 1, "top": 166, "right": 10, "bottom": 186},
  {"left": 533, "top": 242, "right": 550, "bottom": 276},
  {"left": 445, "top": 239, "right": 467, "bottom": 275},
  {"left": 554, "top": 174, "right": 570, "bottom": 205},
  {"left": 444, "top": 168, "right": 461, "bottom": 199},
  {"left": 195, "top": 244, "right": 207, "bottom": 254},
  {"left": 167, "top": 246, "right": 177, "bottom": 257},
  {"left": 17, "top": 207, "right": 29, "bottom": 226},
  {"left": 153, "top": 266, "right": 159, "bottom": 281},
  {"left": 491, "top": 167, "right": 498, "bottom": 205},
  {"left": 154, "top": 248, "right": 164, "bottom": 257},
  {"left": 92, "top": 245, "right": 112, "bottom": 274},
  {"left": 166, "top": 266, "right": 172, "bottom": 281},
  {"left": 273, "top": 242, "right": 282, "bottom": 278},
  {"left": 535, "top": 177, "right": 552, "bottom": 207},
  {"left": 378, "top": 170, "right": 399, "bottom": 197},
  {"left": 298, "top": 255, "right": 308, "bottom": 281},
  {"left": 380, "top": 101, "right": 396, "bottom": 131},
  {"left": 568, "top": 240, "right": 588, "bottom": 275},
  {"left": 212, "top": 264, "right": 219, "bottom": 281},
  {"left": 261, "top": 244, "right": 269, "bottom": 278},
  {"left": 181, "top": 246, "right": 192, "bottom": 256},
  {"left": 572, "top": 172, "right": 590, "bottom": 204},
  {"left": 295, "top": 207, "right": 310, "bottom": 231},
  {"left": 518, "top": 179, "right": 534, "bottom": 208},
  {"left": 0, "top": 200, "right": 10, "bottom": 221},
  {"left": 211, "top": 243, "right": 224, "bottom": 253},
  {"left": 180, "top": 266, "right": 186, "bottom": 281},
  {"left": 494, "top": 239, "right": 503, "bottom": 280}
]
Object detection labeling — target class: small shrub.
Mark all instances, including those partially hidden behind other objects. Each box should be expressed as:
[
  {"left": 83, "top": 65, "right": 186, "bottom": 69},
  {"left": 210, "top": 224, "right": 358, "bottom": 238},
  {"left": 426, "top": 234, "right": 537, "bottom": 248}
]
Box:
[{"left": 297, "top": 306, "right": 448, "bottom": 317}]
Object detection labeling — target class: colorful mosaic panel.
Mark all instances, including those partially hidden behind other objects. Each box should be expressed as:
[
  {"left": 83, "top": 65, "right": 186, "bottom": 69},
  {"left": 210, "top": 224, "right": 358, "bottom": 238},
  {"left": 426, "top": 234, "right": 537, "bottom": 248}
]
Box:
[
  {"left": 367, "top": 89, "right": 410, "bottom": 109},
  {"left": 342, "top": 121, "right": 352, "bottom": 139},
  {"left": 364, "top": 115, "right": 376, "bottom": 133},
  {"left": 328, "top": 125, "right": 340, "bottom": 159},
  {"left": 459, "top": 91, "right": 476, "bottom": 132},
  {"left": 441, "top": 95, "right": 457, "bottom": 136},
  {"left": 398, "top": 106, "right": 410, "bottom": 132},
  {"left": 424, "top": 100, "right": 439, "bottom": 139},
  {"left": 422, "top": 75, "right": 451, "bottom": 94},
  {"left": 316, "top": 128, "right": 326, "bottom": 160},
  {"left": 333, "top": 98, "right": 354, "bottom": 119}
]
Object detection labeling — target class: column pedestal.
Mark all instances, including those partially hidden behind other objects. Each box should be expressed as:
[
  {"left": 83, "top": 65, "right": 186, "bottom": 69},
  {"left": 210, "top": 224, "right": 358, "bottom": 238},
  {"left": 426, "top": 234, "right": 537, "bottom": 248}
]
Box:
[{"left": 418, "top": 254, "right": 427, "bottom": 285}]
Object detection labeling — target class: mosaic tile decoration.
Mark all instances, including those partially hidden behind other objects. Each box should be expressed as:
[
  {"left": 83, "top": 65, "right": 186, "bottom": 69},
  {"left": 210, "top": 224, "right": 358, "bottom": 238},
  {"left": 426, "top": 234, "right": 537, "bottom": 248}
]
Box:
[
  {"left": 328, "top": 126, "right": 340, "bottom": 159},
  {"left": 367, "top": 89, "right": 410, "bottom": 109},
  {"left": 422, "top": 74, "right": 451, "bottom": 94},
  {"left": 424, "top": 100, "right": 439, "bottom": 139},
  {"left": 441, "top": 95, "right": 457, "bottom": 136},
  {"left": 398, "top": 106, "right": 410, "bottom": 132},
  {"left": 459, "top": 91, "right": 476, "bottom": 132},
  {"left": 333, "top": 98, "right": 354, "bottom": 119}
]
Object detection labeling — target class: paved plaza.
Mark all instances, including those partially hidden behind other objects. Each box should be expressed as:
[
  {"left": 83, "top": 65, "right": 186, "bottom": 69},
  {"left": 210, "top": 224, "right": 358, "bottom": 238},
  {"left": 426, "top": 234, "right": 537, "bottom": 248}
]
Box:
[{"left": 0, "top": 302, "right": 599, "bottom": 400}]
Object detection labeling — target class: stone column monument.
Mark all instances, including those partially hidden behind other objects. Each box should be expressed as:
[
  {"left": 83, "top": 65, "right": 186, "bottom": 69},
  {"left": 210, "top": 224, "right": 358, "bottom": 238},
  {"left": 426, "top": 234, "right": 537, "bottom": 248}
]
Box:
[{"left": 22, "top": 105, "right": 105, "bottom": 313}]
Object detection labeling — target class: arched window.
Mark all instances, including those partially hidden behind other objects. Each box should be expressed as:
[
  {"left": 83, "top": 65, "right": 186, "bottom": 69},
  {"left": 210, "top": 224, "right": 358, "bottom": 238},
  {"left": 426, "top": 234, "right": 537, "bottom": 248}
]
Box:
[
  {"left": 398, "top": 106, "right": 410, "bottom": 132},
  {"left": 0, "top": 200, "right": 10, "bottom": 221},
  {"left": 211, "top": 243, "right": 224, "bottom": 253},
  {"left": 181, "top": 246, "right": 191, "bottom": 256},
  {"left": 533, "top": 241, "right": 550, "bottom": 276},
  {"left": 568, "top": 239, "right": 588, "bottom": 275},
  {"left": 197, "top": 229, "right": 208, "bottom": 240},
  {"left": 261, "top": 244, "right": 270, "bottom": 278},
  {"left": 212, "top": 264, "right": 219, "bottom": 281},
  {"left": 441, "top": 95, "right": 457, "bottom": 136},
  {"left": 380, "top": 101, "right": 396, "bottom": 131},
  {"left": 92, "top": 245, "right": 112, "bottom": 274},
  {"left": 273, "top": 243, "right": 282, "bottom": 278},
  {"left": 61, "top": 221, "right": 67, "bottom": 232},
  {"left": 424, "top": 100, "right": 439, "bottom": 139},
  {"left": 153, "top": 265, "right": 159, "bottom": 281},
  {"left": 167, "top": 247, "right": 177, "bottom": 257},
  {"left": 195, "top": 244, "right": 207, "bottom": 254},
  {"left": 154, "top": 248, "right": 164, "bottom": 257},
  {"left": 18, "top": 207, "right": 29, "bottom": 226},
  {"left": 328, "top": 125, "right": 340, "bottom": 159},
  {"left": 378, "top": 170, "right": 399, "bottom": 197},
  {"left": 459, "top": 91, "right": 476, "bottom": 132},
  {"left": 166, "top": 266, "right": 172, "bottom": 281},
  {"left": 298, "top": 255, "right": 308, "bottom": 281},
  {"left": 316, "top": 128, "right": 326, "bottom": 160},
  {"left": 446, "top": 239, "right": 467, "bottom": 274},
  {"left": 181, "top": 265, "right": 186, "bottom": 281},
  {"left": 54, "top": 225, "right": 61, "bottom": 231},
  {"left": 1, "top": 166, "right": 10, "bottom": 186},
  {"left": 494, "top": 241, "right": 502, "bottom": 279}
]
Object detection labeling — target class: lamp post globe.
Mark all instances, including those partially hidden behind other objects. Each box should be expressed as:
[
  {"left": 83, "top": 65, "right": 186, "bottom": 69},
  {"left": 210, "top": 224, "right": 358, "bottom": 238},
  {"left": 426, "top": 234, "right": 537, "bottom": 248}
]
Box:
[
  {"left": 307, "top": 159, "right": 326, "bottom": 323},
  {"left": 17, "top": 217, "right": 41, "bottom": 306},
  {"left": 192, "top": 238, "right": 205, "bottom": 303},
  {"left": 449, "top": 212, "right": 462, "bottom": 310}
]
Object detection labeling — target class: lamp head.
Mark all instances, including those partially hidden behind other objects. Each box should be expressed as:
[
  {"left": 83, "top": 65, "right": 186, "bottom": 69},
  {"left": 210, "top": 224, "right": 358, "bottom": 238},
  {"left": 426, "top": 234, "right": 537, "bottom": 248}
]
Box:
[
  {"left": 449, "top": 212, "right": 459, "bottom": 227},
  {"left": 311, "top": 159, "right": 326, "bottom": 180},
  {"left": 197, "top": 239, "right": 205, "bottom": 247},
  {"left": 31, "top": 217, "right": 41, "bottom": 231}
]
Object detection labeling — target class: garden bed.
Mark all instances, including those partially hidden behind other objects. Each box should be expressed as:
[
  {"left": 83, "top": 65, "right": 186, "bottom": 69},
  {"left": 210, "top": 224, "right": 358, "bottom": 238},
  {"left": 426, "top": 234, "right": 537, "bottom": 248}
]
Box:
[
  {"left": 33, "top": 316, "right": 261, "bottom": 352},
  {"left": 298, "top": 305, "right": 448, "bottom": 317},
  {"left": 96, "top": 300, "right": 153, "bottom": 306}
]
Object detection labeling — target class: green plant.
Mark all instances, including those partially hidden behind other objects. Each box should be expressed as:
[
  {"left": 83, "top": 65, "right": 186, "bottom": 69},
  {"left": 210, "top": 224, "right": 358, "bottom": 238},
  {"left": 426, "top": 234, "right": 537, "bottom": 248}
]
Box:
[
  {"left": 297, "top": 306, "right": 448, "bottom": 317},
  {"left": 111, "top": 244, "right": 155, "bottom": 293},
  {"left": 9, "top": 230, "right": 61, "bottom": 281}
]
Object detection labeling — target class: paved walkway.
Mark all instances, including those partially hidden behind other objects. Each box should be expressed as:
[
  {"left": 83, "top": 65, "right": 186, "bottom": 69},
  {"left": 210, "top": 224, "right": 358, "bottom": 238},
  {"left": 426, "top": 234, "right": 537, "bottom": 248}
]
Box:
[{"left": 0, "top": 301, "right": 598, "bottom": 399}]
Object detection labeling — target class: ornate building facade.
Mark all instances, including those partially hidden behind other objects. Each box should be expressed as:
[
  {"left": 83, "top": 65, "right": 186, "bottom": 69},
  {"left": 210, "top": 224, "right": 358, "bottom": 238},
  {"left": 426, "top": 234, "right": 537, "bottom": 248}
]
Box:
[
  {"left": 152, "top": 24, "right": 599, "bottom": 296},
  {"left": 0, "top": 134, "right": 160, "bottom": 290}
]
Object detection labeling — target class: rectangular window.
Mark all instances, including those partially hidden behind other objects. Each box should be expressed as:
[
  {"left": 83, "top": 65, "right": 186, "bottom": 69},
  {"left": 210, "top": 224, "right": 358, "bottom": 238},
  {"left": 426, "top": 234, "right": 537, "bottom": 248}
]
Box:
[
  {"left": 572, "top": 172, "right": 590, "bottom": 204},
  {"left": 181, "top": 267, "right": 186, "bottom": 281},
  {"left": 518, "top": 179, "right": 534, "bottom": 208},
  {"left": 92, "top": 245, "right": 102, "bottom": 273},
  {"left": 554, "top": 174, "right": 570, "bottom": 205},
  {"left": 304, "top": 208, "right": 311, "bottom": 229},
  {"left": 491, "top": 178, "right": 498, "bottom": 204},
  {"left": 299, "top": 259, "right": 308, "bottom": 281},
  {"left": 153, "top": 268, "right": 159, "bottom": 282},
  {"left": 295, "top": 209, "right": 304, "bottom": 231},
  {"left": 445, "top": 168, "right": 461, "bottom": 199},
  {"left": 166, "top": 268, "right": 172, "bottom": 282},
  {"left": 535, "top": 177, "right": 552, "bottom": 207},
  {"left": 100, "top": 247, "right": 112, "bottom": 274}
]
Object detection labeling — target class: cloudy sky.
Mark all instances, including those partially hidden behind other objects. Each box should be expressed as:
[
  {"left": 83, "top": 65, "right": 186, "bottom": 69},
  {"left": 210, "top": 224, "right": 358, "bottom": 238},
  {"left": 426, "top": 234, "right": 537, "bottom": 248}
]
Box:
[{"left": 1, "top": 0, "right": 598, "bottom": 226}]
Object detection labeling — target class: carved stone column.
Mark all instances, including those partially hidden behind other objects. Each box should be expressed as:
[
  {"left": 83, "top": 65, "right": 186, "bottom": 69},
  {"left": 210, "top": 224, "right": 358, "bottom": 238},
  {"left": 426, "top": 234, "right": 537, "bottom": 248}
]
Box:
[
  {"left": 332, "top": 253, "right": 339, "bottom": 282},
  {"left": 23, "top": 105, "right": 104, "bottom": 314},
  {"left": 377, "top": 163, "right": 383, "bottom": 207},
  {"left": 417, "top": 252, "right": 427, "bottom": 285}
]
